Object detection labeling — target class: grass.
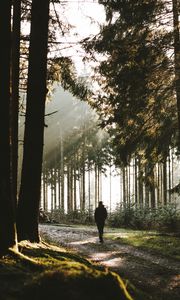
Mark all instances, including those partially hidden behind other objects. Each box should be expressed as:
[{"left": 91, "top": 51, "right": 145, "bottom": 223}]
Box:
[
  {"left": 0, "top": 240, "right": 133, "bottom": 300},
  {"left": 105, "top": 229, "right": 180, "bottom": 260}
]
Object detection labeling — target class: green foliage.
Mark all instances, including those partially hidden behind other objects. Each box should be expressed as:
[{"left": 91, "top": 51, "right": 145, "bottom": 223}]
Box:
[
  {"left": 47, "top": 209, "right": 94, "bottom": 225},
  {"left": 48, "top": 57, "right": 91, "bottom": 101},
  {"left": 155, "top": 204, "right": 180, "bottom": 232},
  {"left": 108, "top": 230, "right": 180, "bottom": 260},
  {"left": 83, "top": 0, "right": 176, "bottom": 165},
  {"left": 108, "top": 203, "right": 180, "bottom": 232}
]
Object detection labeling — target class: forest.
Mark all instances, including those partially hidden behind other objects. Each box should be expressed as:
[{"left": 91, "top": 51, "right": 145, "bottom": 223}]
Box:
[{"left": 0, "top": 0, "right": 179, "bottom": 299}]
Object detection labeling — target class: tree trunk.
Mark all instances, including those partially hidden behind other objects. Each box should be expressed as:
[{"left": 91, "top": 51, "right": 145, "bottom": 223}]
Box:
[
  {"left": 157, "top": 163, "right": 161, "bottom": 206},
  {"left": 144, "top": 166, "right": 150, "bottom": 208},
  {"left": 150, "top": 167, "right": 156, "bottom": 208},
  {"left": 67, "top": 163, "right": 73, "bottom": 212},
  {"left": 88, "top": 166, "right": 91, "bottom": 218},
  {"left": 58, "top": 165, "right": 61, "bottom": 209},
  {"left": 42, "top": 168, "right": 48, "bottom": 211},
  {"left": 67, "top": 165, "right": 70, "bottom": 213},
  {"left": 172, "top": 0, "right": 180, "bottom": 149},
  {"left": 163, "top": 158, "right": 167, "bottom": 205},
  {"left": 17, "top": 0, "right": 50, "bottom": 242},
  {"left": 134, "top": 156, "right": 138, "bottom": 206},
  {"left": 54, "top": 168, "right": 57, "bottom": 210},
  {"left": 74, "top": 167, "right": 77, "bottom": 211},
  {"left": 11, "top": 0, "right": 21, "bottom": 208},
  {"left": 109, "top": 164, "right": 112, "bottom": 215},
  {"left": 60, "top": 134, "right": 64, "bottom": 211},
  {"left": 0, "top": 0, "right": 17, "bottom": 255},
  {"left": 138, "top": 159, "right": 144, "bottom": 208},
  {"left": 95, "top": 165, "right": 98, "bottom": 208},
  {"left": 168, "top": 154, "right": 171, "bottom": 202},
  {"left": 81, "top": 163, "right": 86, "bottom": 211},
  {"left": 122, "top": 167, "right": 126, "bottom": 208},
  {"left": 51, "top": 169, "right": 54, "bottom": 212}
]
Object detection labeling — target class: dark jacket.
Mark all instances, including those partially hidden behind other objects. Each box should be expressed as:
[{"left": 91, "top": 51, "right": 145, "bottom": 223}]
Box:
[{"left": 94, "top": 204, "right": 107, "bottom": 224}]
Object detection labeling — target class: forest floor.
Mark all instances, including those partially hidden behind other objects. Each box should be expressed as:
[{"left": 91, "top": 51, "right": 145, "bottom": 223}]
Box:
[{"left": 40, "top": 223, "right": 180, "bottom": 300}]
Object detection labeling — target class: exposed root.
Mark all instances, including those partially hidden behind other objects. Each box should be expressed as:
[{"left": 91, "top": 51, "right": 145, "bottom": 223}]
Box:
[{"left": 7, "top": 245, "right": 44, "bottom": 270}]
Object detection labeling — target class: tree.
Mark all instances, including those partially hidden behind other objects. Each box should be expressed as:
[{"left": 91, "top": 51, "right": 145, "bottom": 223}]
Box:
[
  {"left": 83, "top": 0, "right": 176, "bottom": 169},
  {"left": 172, "top": 0, "right": 180, "bottom": 149},
  {"left": 11, "top": 0, "right": 21, "bottom": 207},
  {"left": 0, "top": 0, "right": 17, "bottom": 255},
  {"left": 17, "top": 0, "right": 50, "bottom": 242}
]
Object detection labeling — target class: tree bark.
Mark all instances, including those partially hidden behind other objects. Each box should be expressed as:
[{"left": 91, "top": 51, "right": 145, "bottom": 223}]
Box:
[
  {"left": 11, "top": 0, "right": 21, "bottom": 208},
  {"left": 17, "top": 0, "right": 50, "bottom": 242},
  {"left": 163, "top": 158, "right": 167, "bottom": 205},
  {"left": 0, "top": 0, "right": 17, "bottom": 255},
  {"left": 60, "top": 133, "right": 64, "bottom": 211},
  {"left": 172, "top": 0, "right": 180, "bottom": 148}
]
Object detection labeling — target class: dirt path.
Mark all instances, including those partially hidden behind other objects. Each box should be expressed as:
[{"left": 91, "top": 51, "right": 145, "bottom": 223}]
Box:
[{"left": 40, "top": 224, "right": 180, "bottom": 300}]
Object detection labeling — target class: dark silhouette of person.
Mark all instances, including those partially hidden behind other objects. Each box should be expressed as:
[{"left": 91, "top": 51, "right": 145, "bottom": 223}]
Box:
[{"left": 94, "top": 201, "right": 107, "bottom": 243}]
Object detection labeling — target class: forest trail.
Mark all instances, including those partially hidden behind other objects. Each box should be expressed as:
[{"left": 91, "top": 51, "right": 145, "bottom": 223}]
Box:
[{"left": 40, "top": 224, "right": 180, "bottom": 300}]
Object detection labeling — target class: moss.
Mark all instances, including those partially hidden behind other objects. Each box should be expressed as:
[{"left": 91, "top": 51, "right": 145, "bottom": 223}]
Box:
[
  {"left": 0, "top": 241, "right": 133, "bottom": 300},
  {"left": 22, "top": 267, "right": 132, "bottom": 300}
]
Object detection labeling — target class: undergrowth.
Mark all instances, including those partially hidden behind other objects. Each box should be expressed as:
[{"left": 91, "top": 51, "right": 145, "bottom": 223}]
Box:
[
  {"left": 41, "top": 203, "right": 180, "bottom": 234},
  {"left": 108, "top": 203, "right": 180, "bottom": 232},
  {"left": 105, "top": 231, "right": 180, "bottom": 260}
]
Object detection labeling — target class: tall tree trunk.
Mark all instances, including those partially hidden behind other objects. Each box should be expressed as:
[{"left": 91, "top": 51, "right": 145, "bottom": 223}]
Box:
[
  {"left": 95, "top": 165, "right": 98, "bottom": 208},
  {"left": 81, "top": 163, "right": 86, "bottom": 211},
  {"left": 109, "top": 164, "right": 112, "bottom": 215},
  {"left": 50, "top": 171, "right": 53, "bottom": 211},
  {"left": 160, "top": 163, "right": 163, "bottom": 205},
  {"left": 58, "top": 165, "right": 61, "bottom": 209},
  {"left": 60, "top": 134, "right": 64, "bottom": 212},
  {"left": 171, "top": 149, "right": 174, "bottom": 202},
  {"left": 122, "top": 167, "right": 126, "bottom": 208},
  {"left": 54, "top": 168, "right": 57, "bottom": 210},
  {"left": 128, "top": 164, "right": 131, "bottom": 204},
  {"left": 172, "top": 0, "right": 180, "bottom": 149},
  {"left": 144, "top": 166, "right": 150, "bottom": 208},
  {"left": 11, "top": 0, "right": 21, "bottom": 208},
  {"left": 97, "top": 166, "right": 100, "bottom": 203},
  {"left": 42, "top": 168, "right": 48, "bottom": 211},
  {"left": 168, "top": 154, "right": 171, "bottom": 202},
  {"left": 74, "top": 167, "right": 77, "bottom": 211},
  {"left": 67, "top": 165, "right": 70, "bottom": 213},
  {"left": 149, "top": 167, "right": 156, "bottom": 208},
  {"left": 68, "top": 163, "right": 73, "bottom": 212},
  {"left": 88, "top": 166, "right": 91, "bottom": 218},
  {"left": 17, "top": 0, "right": 50, "bottom": 242},
  {"left": 134, "top": 156, "right": 138, "bottom": 206},
  {"left": 125, "top": 166, "right": 128, "bottom": 206},
  {"left": 138, "top": 159, "right": 144, "bottom": 208},
  {"left": 0, "top": 0, "right": 17, "bottom": 255},
  {"left": 157, "top": 163, "right": 160, "bottom": 206},
  {"left": 163, "top": 158, "right": 167, "bottom": 205}
]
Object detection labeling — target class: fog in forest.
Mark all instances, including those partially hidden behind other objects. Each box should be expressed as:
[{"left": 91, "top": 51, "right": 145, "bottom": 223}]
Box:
[
  {"left": 18, "top": 82, "right": 180, "bottom": 213},
  {"left": 42, "top": 84, "right": 121, "bottom": 211},
  {"left": 43, "top": 84, "right": 97, "bottom": 160}
]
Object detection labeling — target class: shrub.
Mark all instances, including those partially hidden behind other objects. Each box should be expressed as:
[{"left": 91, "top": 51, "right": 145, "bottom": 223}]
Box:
[
  {"left": 153, "top": 204, "right": 180, "bottom": 232},
  {"left": 47, "top": 209, "right": 94, "bottom": 225},
  {"left": 108, "top": 203, "right": 180, "bottom": 233}
]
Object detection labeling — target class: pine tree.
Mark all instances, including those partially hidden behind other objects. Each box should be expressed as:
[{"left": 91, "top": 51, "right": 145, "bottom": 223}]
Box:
[
  {"left": 0, "top": 0, "right": 17, "bottom": 255},
  {"left": 17, "top": 0, "right": 50, "bottom": 242}
]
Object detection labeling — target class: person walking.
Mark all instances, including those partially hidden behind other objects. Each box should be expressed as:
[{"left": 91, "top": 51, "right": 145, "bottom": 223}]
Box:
[{"left": 94, "top": 201, "right": 107, "bottom": 243}]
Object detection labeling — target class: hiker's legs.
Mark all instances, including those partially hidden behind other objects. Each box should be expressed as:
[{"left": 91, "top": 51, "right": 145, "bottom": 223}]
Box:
[{"left": 97, "top": 223, "right": 104, "bottom": 242}]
